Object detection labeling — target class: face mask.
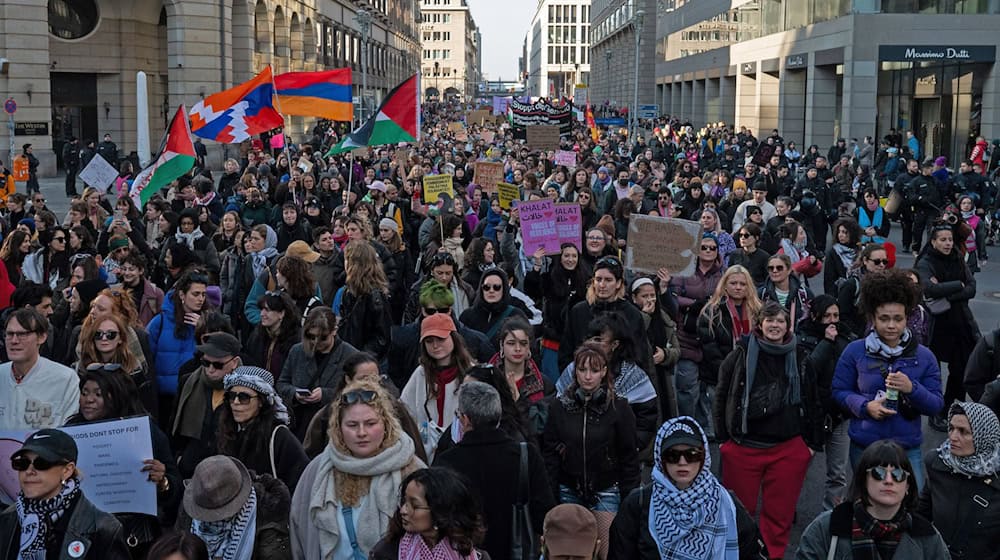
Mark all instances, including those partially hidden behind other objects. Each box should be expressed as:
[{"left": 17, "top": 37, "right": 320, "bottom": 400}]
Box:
[{"left": 618, "top": 178, "right": 629, "bottom": 187}]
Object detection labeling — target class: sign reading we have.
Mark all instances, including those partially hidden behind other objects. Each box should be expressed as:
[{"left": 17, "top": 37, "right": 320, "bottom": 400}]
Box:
[
  {"left": 422, "top": 174, "right": 454, "bottom": 204},
  {"left": 553, "top": 203, "right": 581, "bottom": 252},
  {"left": 519, "top": 199, "right": 561, "bottom": 255},
  {"left": 625, "top": 214, "right": 703, "bottom": 276}
]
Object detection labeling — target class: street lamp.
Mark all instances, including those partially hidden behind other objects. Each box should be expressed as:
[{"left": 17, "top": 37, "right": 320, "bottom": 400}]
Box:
[
  {"left": 434, "top": 61, "right": 440, "bottom": 100},
  {"left": 354, "top": 8, "right": 373, "bottom": 121},
  {"left": 604, "top": 50, "right": 612, "bottom": 108},
  {"left": 631, "top": 9, "right": 645, "bottom": 144}
]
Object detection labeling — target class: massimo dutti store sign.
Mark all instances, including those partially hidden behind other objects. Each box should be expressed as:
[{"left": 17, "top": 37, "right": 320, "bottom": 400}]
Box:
[{"left": 879, "top": 45, "right": 996, "bottom": 63}]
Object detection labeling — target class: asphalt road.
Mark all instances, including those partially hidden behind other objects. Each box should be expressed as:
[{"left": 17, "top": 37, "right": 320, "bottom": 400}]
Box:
[{"left": 35, "top": 177, "right": 993, "bottom": 558}]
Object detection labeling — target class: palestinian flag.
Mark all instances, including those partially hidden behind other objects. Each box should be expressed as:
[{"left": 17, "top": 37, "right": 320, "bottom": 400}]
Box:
[
  {"left": 131, "top": 105, "right": 195, "bottom": 208},
  {"left": 326, "top": 74, "right": 420, "bottom": 156}
]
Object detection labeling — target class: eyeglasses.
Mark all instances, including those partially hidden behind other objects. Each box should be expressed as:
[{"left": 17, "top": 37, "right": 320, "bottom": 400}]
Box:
[
  {"left": 93, "top": 330, "right": 119, "bottom": 341},
  {"left": 86, "top": 363, "right": 123, "bottom": 373},
  {"left": 4, "top": 330, "right": 36, "bottom": 340},
  {"left": 202, "top": 356, "right": 237, "bottom": 370},
  {"left": 662, "top": 447, "right": 706, "bottom": 464},
  {"left": 52, "top": 236, "right": 66, "bottom": 243},
  {"left": 430, "top": 253, "right": 456, "bottom": 266},
  {"left": 867, "top": 258, "right": 889, "bottom": 266},
  {"left": 11, "top": 456, "right": 67, "bottom": 472},
  {"left": 482, "top": 283, "right": 503, "bottom": 292},
  {"left": 341, "top": 389, "right": 378, "bottom": 405},
  {"left": 767, "top": 265, "right": 786, "bottom": 272},
  {"left": 264, "top": 290, "right": 283, "bottom": 298},
  {"left": 738, "top": 233, "right": 753, "bottom": 238},
  {"left": 586, "top": 235, "right": 605, "bottom": 241},
  {"left": 868, "top": 465, "right": 909, "bottom": 484},
  {"left": 224, "top": 391, "right": 258, "bottom": 404},
  {"left": 304, "top": 331, "right": 331, "bottom": 342},
  {"left": 423, "top": 307, "right": 452, "bottom": 316},
  {"left": 700, "top": 245, "right": 718, "bottom": 252},
  {"left": 597, "top": 256, "right": 621, "bottom": 267}
]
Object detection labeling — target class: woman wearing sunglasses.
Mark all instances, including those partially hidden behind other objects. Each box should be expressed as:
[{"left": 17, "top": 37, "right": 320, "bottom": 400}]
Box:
[
  {"left": 76, "top": 312, "right": 156, "bottom": 418},
  {"left": 290, "top": 379, "right": 424, "bottom": 560},
  {"left": 609, "top": 417, "right": 768, "bottom": 559},
  {"left": 727, "top": 223, "right": 771, "bottom": 286},
  {"left": 797, "top": 439, "right": 948, "bottom": 559},
  {"left": 64, "top": 367, "right": 181, "bottom": 558},
  {"left": 218, "top": 366, "right": 308, "bottom": 493},
  {"left": 0, "top": 429, "right": 130, "bottom": 559},
  {"left": 836, "top": 243, "right": 889, "bottom": 339},
  {"left": 458, "top": 268, "right": 528, "bottom": 353},
  {"left": 832, "top": 268, "right": 943, "bottom": 492},
  {"left": 758, "top": 254, "right": 813, "bottom": 327},
  {"left": 714, "top": 301, "right": 824, "bottom": 558}
]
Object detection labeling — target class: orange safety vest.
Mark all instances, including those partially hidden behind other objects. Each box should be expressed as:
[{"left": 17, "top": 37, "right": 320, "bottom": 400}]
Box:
[{"left": 11, "top": 155, "right": 29, "bottom": 182}]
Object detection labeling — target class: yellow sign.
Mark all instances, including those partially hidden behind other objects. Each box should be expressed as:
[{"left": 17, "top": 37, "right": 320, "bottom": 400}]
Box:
[
  {"left": 422, "top": 174, "right": 454, "bottom": 204},
  {"left": 497, "top": 182, "right": 520, "bottom": 210}
]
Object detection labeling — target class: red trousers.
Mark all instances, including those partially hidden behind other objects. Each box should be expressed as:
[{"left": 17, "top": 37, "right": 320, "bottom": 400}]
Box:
[{"left": 720, "top": 436, "right": 812, "bottom": 558}]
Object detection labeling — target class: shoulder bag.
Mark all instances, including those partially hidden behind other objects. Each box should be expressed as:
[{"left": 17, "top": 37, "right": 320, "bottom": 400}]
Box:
[{"left": 509, "top": 441, "right": 535, "bottom": 560}]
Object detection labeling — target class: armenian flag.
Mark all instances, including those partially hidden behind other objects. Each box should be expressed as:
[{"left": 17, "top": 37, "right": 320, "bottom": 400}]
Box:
[
  {"left": 189, "top": 67, "right": 284, "bottom": 143},
  {"left": 275, "top": 68, "right": 353, "bottom": 121},
  {"left": 326, "top": 74, "right": 419, "bottom": 156}
]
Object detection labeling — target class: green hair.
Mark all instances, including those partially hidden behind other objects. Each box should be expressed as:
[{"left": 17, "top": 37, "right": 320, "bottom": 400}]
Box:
[{"left": 419, "top": 280, "right": 455, "bottom": 308}]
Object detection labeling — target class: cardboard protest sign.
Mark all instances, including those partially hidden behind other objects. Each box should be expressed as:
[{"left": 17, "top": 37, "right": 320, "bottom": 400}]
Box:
[
  {"left": 518, "top": 199, "right": 561, "bottom": 255},
  {"left": 554, "top": 202, "right": 582, "bottom": 251},
  {"left": 0, "top": 417, "right": 156, "bottom": 514},
  {"left": 625, "top": 214, "right": 703, "bottom": 276},
  {"left": 422, "top": 174, "right": 454, "bottom": 204},
  {"left": 480, "top": 130, "right": 496, "bottom": 144},
  {"left": 467, "top": 110, "right": 491, "bottom": 126},
  {"left": 554, "top": 150, "right": 577, "bottom": 167},
  {"left": 79, "top": 154, "right": 118, "bottom": 194},
  {"left": 447, "top": 122, "right": 465, "bottom": 133},
  {"left": 525, "top": 125, "right": 561, "bottom": 151},
  {"left": 474, "top": 161, "right": 505, "bottom": 193},
  {"left": 497, "top": 182, "right": 520, "bottom": 210},
  {"left": 297, "top": 158, "right": 314, "bottom": 174}
]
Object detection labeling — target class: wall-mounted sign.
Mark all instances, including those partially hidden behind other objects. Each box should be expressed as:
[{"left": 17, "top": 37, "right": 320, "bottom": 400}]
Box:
[
  {"left": 740, "top": 62, "right": 757, "bottom": 75},
  {"left": 14, "top": 122, "right": 48, "bottom": 136},
  {"left": 878, "top": 45, "right": 996, "bottom": 63},
  {"left": 786, "top": 54, "right": 807, "bottom": 69}
]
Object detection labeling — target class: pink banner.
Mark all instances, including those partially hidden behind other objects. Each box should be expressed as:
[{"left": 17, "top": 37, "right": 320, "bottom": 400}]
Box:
[
  {"left": 518, "top": 199, "right": 561, "bottom": 255},
  {"left": 554, "top": 203, "right": 582, "bottom": 251},
  {"left": 554, "top": 150, "right": 577, "bottom": 167}
]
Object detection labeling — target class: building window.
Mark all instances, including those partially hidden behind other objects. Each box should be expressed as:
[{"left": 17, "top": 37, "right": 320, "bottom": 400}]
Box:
[
  {"left": 49, "top": 0, "right": 100, "bottom": 40},
  {"left": 443, "top": 14, "right": 450, "bottom": 23}
]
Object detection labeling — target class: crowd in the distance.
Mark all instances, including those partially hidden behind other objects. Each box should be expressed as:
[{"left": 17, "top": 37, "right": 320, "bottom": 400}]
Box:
[{"left": 1, "top": 102, "right": 1000, "bottom": 560}]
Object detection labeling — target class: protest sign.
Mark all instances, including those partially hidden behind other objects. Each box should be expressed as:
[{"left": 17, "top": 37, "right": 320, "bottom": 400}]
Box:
[
  {"left": 751, "top": 143, "right": 775, "bottom": 167},
  {"left": 480, "top": 130, "right": 495, "bottom": 144},
  {"left": 554, "top": 150, "right": 577, "bottom": 168},
  {"left": 525, "top": 125, "right": 561, "bottom": 151},
  {"left": 625, "top": 214, "right": 703, "bottom": 276},
  {"left": 79, "top": 155, "right": 118, "bottom": 194},
  {"left": 518, "top": 199, "right": 561, "bottom": 255},
  {"left": 474, "top": 161, "right": 504, "bottom": 193},
  {"left": 467, "top": 110, "right": 491, "bottom": 126},
  {"left": 422, "top": 174, "right": 454, "bottom": 204},
  {"left": 554, "top": 203, "right": 582, "bottom": 251},
  {"left": 455, "top": 130, "right": 468, "bottom": 142},
  {"left": 509, "top": 98, "right": 573, "bottom": 136},
  {"left": 497, "top": 182, "right": 520, "bottom": 210},
  {"left": 297, "top": 158, "right": 314, "bottom": 174},
  {"left": 447, "top": 122, "right": 465, "bottom": 133},
  {"left": 0, "top": 417, "right": 156, "bottom": 514}
]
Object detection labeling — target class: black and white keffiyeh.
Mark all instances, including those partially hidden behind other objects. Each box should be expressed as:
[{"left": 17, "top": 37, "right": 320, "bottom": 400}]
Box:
[
  {"left": 224, "top": 366, "right": 290, "bottom": 424},
  {"left": 938, "top": 401, "right": 1000, "bottom": 478},
  {"left": 17, "top": 475, "right": 82, "bottom": 560},
  {"left": 191, "top": 486, "right": 258, "bottom": 560},
  {"left": 648, "top": 417, "right": 738, "bottom": 560}
]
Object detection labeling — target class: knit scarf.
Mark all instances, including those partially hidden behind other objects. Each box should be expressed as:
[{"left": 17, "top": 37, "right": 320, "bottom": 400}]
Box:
[
  {"left": 191, "top": 487, "right": 258, "bottom": 560},
  {"left": 309, "top": 435, "right": 417, "bottom": 558},
  {"left": 725, "top": 299, "right": 750, "bottom": 343},
  {"left": 851, "top": 500, "right": 908, "bottom": 560},
  {"left": 488, "top": 353, "right": 546, "bottom": 403},
  {"left": 398, "top": 534, "right": 470, "bottom": 560},
  {"left": 173, "top": 370, "right": 225, "bottom": 440},
  {"left": 833, "top": 243, "right": 857, "bottom": 271},
  {"left": 864, "top": 330, "right": 910, "bottom": 360},
  {"left": 174, "top": 227, "right": 205, "bottom": 250},
  {"left": 741, "top": 332, "right": 800, "bottom": 433},
  {"left": 779, "top": 238, "right": 804, "bottom": 266},
  {"left": 434, "top": 366, "right": 459, "bottom": 427},
  {"left": 648, "top": 418, "right": 738, "bottom": 560},
  {"left": 938, "top": 401, "right": 1000, "bottom": 478},
  {"left": 17, "top": 476, "right": 82, "bottom": 560}
]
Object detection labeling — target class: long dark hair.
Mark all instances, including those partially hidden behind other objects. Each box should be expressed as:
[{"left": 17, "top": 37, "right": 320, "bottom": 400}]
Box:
[
  {"left": 74, "top": 368, "right": 148, "bottom": 421},
  {"left": 257, "top": 290, "right": 302, "bottom": 345},
  {"left": 467, "top": 361, "right": 530, "bottom": 442},
  {"left": 146, "top": 531, "right": 209, "bottom": 560},
  {"left": 216, "top": 383, "right": 280, "bottom": 461},
  {"left": 586, "top": 312, "right": 641, "bottom": 374},
  {"left": 386, "top": 468, "right": 486, "bottom": 555},
  {"left": 548, "top": 243, "right": 588, "bottom": 298}
]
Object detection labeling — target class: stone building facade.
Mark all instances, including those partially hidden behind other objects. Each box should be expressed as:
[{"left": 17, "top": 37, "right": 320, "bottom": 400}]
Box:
[{"left": 419, "top": 0, "right": 480, "bottom": 102}]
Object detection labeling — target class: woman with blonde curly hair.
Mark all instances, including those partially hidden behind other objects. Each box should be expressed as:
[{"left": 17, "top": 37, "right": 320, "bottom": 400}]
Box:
[{"left": 289, "top": 378, "right": 424, "bottom": 560}]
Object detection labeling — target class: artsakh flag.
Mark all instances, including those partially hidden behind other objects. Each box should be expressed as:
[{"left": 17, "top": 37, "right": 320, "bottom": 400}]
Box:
[
  {"left": 189, "top": 66, "right": 284, "bottom": 143},
  {"left": 130, "top": 105, "right": 196, "bottom": 209},
  {"left": 326, "top": 74, "right": 420, "bottom": 156}
]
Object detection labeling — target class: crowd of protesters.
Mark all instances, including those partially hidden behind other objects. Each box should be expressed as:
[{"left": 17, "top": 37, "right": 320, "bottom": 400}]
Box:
[{"left": 1, "top": 101, "right": 1000, "bottom": 560}]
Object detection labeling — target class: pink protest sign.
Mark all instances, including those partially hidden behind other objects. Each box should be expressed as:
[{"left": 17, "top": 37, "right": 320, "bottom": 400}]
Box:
[
  {"left": 518, "top": 199, "right": 561, "bottom": 255},
  {"left": 554, "top": 203, "right": 581, "bottom": 252},
  {"left": 554, "top": 150, "right": 577, "bottom": 167}
]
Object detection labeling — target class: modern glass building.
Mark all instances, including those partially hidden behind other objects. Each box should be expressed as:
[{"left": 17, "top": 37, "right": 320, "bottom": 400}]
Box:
[{"left": 656, "top": 0, "right": 1000, "bottom": 160}]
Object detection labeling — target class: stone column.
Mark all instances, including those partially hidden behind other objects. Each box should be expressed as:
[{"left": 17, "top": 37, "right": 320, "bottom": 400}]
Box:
[
  {"left": 705, "top": 77, "right": 721, "bottom": 124},
  {"left": 758, "top": 72, "right": 779, "bottom": 134},
  {"left": 736, "top": 72, "right": 757, "bottom": 131},
  {"left": 807, "top": 64, "right": 838, "bottom": 148},
  {"left": 692, "top": 79, "right": 705, "bottom": 127},
  {"left": 779, "top": 69, "right": 807, "bottom": 146}
]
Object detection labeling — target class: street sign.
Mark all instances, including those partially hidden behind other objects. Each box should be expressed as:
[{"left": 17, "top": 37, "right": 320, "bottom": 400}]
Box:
[
  {"left": 3, "top": 99, "right": 14, "bottom": 115},
  {"left": 638, "top": 104, "right": 659, "bottom": 119}
]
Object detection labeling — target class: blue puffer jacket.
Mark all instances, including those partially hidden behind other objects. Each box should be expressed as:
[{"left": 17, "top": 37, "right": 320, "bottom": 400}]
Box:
[
  {"left": 146, "top": 293, "right": 196, "bottom": 395},
  {"left": 832, "top": 337, "right": 943, "bottom": 449}
]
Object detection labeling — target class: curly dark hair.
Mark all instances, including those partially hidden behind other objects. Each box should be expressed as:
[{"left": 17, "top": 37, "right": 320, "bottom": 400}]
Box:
[
  {"left": 75, "top": 367, "right": 147, "bottom": 420},
  {"left": 275, "top": 255, "right": 316, "bottom": 300},
  {"left": 463, "top": 237, "right": 496, "bottom": 274},
  {"left": 858, "top": 268, "right": 922, "bottom": 319},
  {"left": 386, "top": 468, "right": 486, "bottom": 555}
]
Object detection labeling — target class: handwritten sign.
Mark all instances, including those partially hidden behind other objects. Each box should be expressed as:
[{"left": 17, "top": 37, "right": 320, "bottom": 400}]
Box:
[
  {"left": 481, "top": 130, "right": 496, "bottom": 144},
  {"left": 525, "top": 125, "right": 561, "bottom": 150},
  {"left": 79, "top": 153, "right": 119, "bottom": 193},
  {"left": 554, "top": 150, "right": 577, "bottom": 168},
  {"left": 554, "top": 203, "right": 582, "bottom": 251},
  {"left": 625, "top": 214, "right": 703, "bottom": 276},
  {"left": 497, "top": 182, "right": 520, "bottom": 210},
  {"left": 447, "top": 122, "right": 465, "bottom": 133},
  {"left": 519, "top": 199, "right": 561, "bottom": 255},
  {"left": 422, "top": 174, "right": 454, "bottom": 204},
  {"left": 467, "top": 110, "right": 491, "bottom": 126},
  {"left": 475, "top": 161, "right": 504, "bottom": 193},
  {"left": 0, "top": 417, "right": 157, "bottom": 514}
]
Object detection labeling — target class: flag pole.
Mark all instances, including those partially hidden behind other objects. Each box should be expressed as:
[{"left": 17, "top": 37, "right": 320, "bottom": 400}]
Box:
[{"left": 269, "top": 65, "right": 295, "bottom": 201}]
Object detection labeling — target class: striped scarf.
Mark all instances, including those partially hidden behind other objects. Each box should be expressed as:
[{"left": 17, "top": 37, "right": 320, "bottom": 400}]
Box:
[
  {"left": 17, "top": 476, "right": 81, "bottom": 560},
  {"left": 191, "top": 487, "right": 258, "bottom": 560},
  {"left": 851, "top": 500, "right": 908, "bottom": 560}
]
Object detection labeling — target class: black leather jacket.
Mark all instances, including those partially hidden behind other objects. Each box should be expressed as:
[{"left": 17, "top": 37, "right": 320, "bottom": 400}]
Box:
[{"left": 0, "top": 493, "right": 130, "bottom": 560}]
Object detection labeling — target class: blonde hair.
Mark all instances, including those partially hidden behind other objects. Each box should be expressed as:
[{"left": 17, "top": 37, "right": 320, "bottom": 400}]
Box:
[
  {"left": 699, "top": 265, "right": 761, "bottom": 337},
  {"left": 344, "top": 240, "right": 388, "bottom": 297}
]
